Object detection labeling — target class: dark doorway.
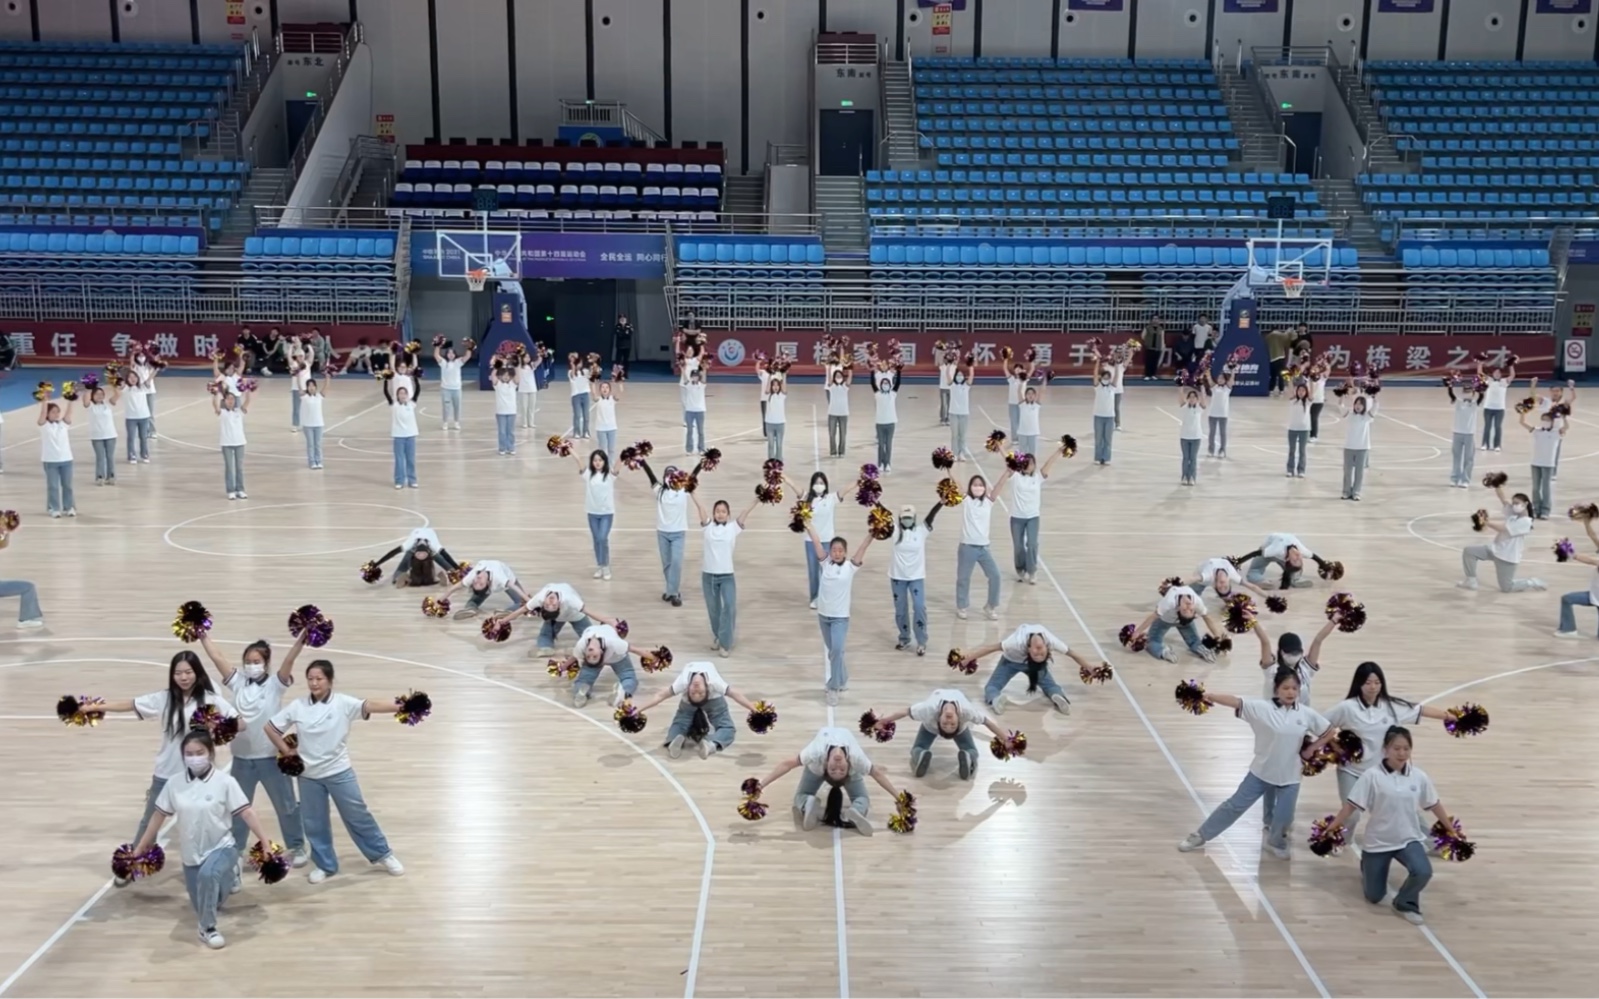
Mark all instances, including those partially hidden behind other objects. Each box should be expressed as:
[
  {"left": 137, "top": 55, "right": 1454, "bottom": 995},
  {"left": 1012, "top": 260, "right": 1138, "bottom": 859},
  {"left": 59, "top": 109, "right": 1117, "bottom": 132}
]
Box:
[
  {"left": 819, "top": 109, "right": 875, "bottom": 176},
  {"left": 547, "top": 280, "right": 618, "bottom": 361},
  {"left": 285, "top": 100, "right": 320, "bottom": 154},
  {"left": 1282, "top": 112, "right": 1322, "bottom": 177}
]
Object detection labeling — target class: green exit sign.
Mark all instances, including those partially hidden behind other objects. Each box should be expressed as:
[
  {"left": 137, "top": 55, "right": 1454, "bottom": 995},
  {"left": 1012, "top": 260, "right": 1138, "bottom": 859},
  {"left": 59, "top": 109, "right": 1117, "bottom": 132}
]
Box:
[
  {"left": 305, "top": 90, "right": 318, "bottom": 98},
  {"left": 840, "top": 99, "right": 854, "bottom": 107},
  {"left": 1280, "top": 101, "right": 1293, "bottom": 109}
]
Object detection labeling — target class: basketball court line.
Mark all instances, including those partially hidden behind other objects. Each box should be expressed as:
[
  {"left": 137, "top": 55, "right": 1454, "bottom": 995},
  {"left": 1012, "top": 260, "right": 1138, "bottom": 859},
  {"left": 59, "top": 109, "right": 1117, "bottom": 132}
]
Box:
[
  {"left": 0, "top": 639, "right": 717, "bottom": 999},
  {"left": 161, "top": 502, "right": 430, "bottom": 559}
]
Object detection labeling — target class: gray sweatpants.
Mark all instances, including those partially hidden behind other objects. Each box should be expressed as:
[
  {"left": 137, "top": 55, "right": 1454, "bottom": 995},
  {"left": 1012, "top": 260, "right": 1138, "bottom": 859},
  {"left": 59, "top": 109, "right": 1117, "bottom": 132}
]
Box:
[
  {"left": 1450, "top": 431, "right": 1475, "bottom": 485},
  {"left": 1341, "top": 448, "right": 1368, "bottom": 498},
  {"left": 1461, "top": 544, "right": 1532, "bottom": 592}
]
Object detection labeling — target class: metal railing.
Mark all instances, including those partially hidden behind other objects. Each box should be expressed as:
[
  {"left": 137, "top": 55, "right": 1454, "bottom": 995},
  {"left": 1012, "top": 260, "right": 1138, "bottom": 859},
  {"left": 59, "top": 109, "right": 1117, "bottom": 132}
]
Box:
[
  {"left": 878, "top": 39, "right": 927, "bottom": 169},
  {"left": 331, "top": 134, "right": 399, "bottom": 212},
  {"left": 0, "top": 272, "right": 401, "bottom": 325},
  {"left": 765, "top": 142, "right": 808, "bottom": 168},
  {"left": 280, "top": 25, "right": 349, "bottom": 54},
  {"left": 815, "top": 39, "right": 879, "bottom": 66},
  {"left": 268, "top": 22, "right": 363, "bottom": 208},
  {"left": 1385, "top": 214, "right": 1599, "bottom": 243},
  {"left": 180, "top": 28, "right": 271, "bottom": 163},
  {"left": 253, "top": 204, "right": 821, "bottom": 235},
  {"left": 0, "top": 200, "right": 212, "bottom": 230},
  {"left": 863, "top": 211, "right": 1349, "bottom": 239},
  {"left": 558, "top": 99, "right": 664, "bottom": 145}
]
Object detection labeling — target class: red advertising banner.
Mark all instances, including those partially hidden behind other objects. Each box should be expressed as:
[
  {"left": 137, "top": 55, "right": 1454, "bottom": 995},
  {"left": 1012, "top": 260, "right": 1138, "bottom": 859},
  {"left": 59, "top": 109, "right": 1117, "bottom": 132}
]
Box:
[
  {"left": 703, "top": 330, "right": 1554, "bottom": 378},
  {"left": 7, "top": 322, "right": 399, "bottom": 367}
]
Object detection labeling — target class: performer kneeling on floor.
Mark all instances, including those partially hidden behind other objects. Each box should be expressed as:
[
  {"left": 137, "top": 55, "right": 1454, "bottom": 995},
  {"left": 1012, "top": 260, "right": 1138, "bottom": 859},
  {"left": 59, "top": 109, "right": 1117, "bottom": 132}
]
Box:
[
  {"left": 966, "top": 623, "right": 1094, "bottom": 715},
  {"left": 750, "top": 725, "right": 904, "bottom": 837},
  {"left": 867, "top": 688, "right": 1010, "bottom": 780},
  {"left": 488, "top": 581, "right": 620, "bottom": 658},
  {"left": 442, "top": 559, "right": 530, "bottom": 618},
  {"left": 629, "top": 660, "right": 762, "bottom": 759},
  {"left": 1236, "top": 532, "right": 1341, "bottom": 589},
  {"left": 373, "top": 528, "right": 460, "bottom": 587},
  {"left": 569, "top": 622, "right": 656, "bottom": 709}
]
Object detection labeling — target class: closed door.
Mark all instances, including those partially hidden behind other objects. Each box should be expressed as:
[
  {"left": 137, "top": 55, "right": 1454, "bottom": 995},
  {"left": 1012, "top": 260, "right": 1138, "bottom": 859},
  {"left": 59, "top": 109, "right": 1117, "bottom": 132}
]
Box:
[{"left": 819, "top": 109, "right": 875, "bottom": 176}]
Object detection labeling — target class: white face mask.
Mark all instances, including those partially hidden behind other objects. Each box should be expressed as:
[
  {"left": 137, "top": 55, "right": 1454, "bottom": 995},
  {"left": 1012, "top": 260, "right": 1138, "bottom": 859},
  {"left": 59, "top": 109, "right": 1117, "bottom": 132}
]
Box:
[
  {"left": 812, "top": 484, "right": 825, "bottom": 496},
  {"left": 242, "top": 662, "right": 266, "bottom": 679},
  {"left": 899, "top": 517, "right": 915, "bottom": 530},
  {"left": 184, "top": 754, "right": 211, "bottom": 774},
  {"left": 1512, "top": 502, "right": 1527, "bottom": 514}
]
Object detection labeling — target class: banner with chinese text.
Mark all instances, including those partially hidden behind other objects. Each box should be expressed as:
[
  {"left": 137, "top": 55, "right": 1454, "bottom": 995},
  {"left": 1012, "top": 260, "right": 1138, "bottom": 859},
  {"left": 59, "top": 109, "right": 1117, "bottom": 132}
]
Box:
[
  {"left": 409, "top": 232, "right": 668, "bottom": 280},
  {"left": 9, "top": 323, "right": 397, "bottom": 366}
]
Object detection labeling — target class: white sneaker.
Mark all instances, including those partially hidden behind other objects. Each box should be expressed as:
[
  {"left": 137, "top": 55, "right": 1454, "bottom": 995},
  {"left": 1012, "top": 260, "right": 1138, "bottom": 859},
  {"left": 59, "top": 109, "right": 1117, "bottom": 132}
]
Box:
[
  {"left": 1554, "top": 630, "right": 1581, "bottom": 639},
  {"left": 718, "top": 647, "right": 730, "bottom": 658},
  {"left": 845, "top": 807, "right": 873, "bottom": 836},
  {"left": 1050, "top": 693, "right": 1071, "bottom": 715},
  {"left": 699, "top": 739, "right": 717, "bottom": 759},
  {"left": 65, "top": 508, "right": 76, "bottom": 517},
  {"left": 17, "top": 619, "right": 43, "bottom": 630},
  {"left": 668, "top": 734, "right": 686, "bottom": 759},
  {"left": 989, "top": 694, "right": 1007, "bottom": 716},
  {"left": 379, "top": 854, "right": 405, "bottom": 876},
  {"left": 801, "top": 796, "right": 820, "bottom": 830},
  {"left": 1456, "top": 578, "right": 1479, "bottom": 590},
  {"left": 602, "top": 568, "right": 612, "bottom": 580},
  {"left": 1027, "top": 573, "right": 1037, "bottom": 585},
  {"left": 1177, "top": 833, "right": 1205, "bottom": 852},
  {"left": 395, "top": 483, "right": 403, "bottom": 490},
  {"left": 1526, "top": 578, "right": 1548, "bottom": 591},
  {"left": 826, "top": 689, "right": 840, "bottom": 706},
  {"left": 983, "top": 607, "right": 998, "bottom": 620},
  {"left": 955, "top": 607, "right": 969, "bottom": 620},
  {"left": 1398, "top": 909, "right": 1425, "bottom": 925},
  {"left": 227, "top": 492, "right": 237, "bottom": 500},
  {"left": 236, "top": 492, "right": 247, "bottom": 500},
  {"left": 199, "top": 929, "right": 226, "bottom": 950},
  {"left": 1266, "top": 843, "right": 1292, "bottom": 861},
  {"left": 1195, "top": 648, "right": 1217, "bottom": 663},
  {"left": 1159, "top": 646, "right": 1178, "bottom": 662},
  {"left": 291, "top": 850, "right": 308, "bottom": 869},
  {"left": 593, "top": 568, "right": 604, "bottom": 578},
  {"left": 535, "top": 646, "right": 555, "bottom": 657},
  {"left": 572, "top": 686, "right": 590, "bottom": 708},
  {"left": 49, "top": 511, "right": 60, "bottom": 518},
  {"left": 611, "top": 686, "right": 627, "bottom": 707},
  {"left": 808, "top": 600, "right": 817, "bottom": 610},
  {"left": 308, "top": 867, "right": 332, "bottom": 884}
]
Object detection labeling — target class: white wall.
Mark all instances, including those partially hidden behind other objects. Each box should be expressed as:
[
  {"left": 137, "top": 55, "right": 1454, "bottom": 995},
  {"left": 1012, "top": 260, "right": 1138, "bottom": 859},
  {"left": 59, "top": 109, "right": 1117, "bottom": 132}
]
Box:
[
  {"left": 1446, "top": 0, "right": 1519, "bottom": 59},
  {"left": 1136, "top": 1, "right": 1207, "bottom": 59},
  {"left": 826, "top": 0, "right": 897, "bottom": 41},
  {"left": 1523, "top": 7, "right": 1597, "bottom": 60},
  {"left": 435, "top": 0, "right": 512, "bottom": 142},
  {"left": 0, "top": 0, "right": 33, "bottom": 41},
  {"left": 513, "top": 0, "right": 588, "bottom": 144},
  {"left": 746, "top": 0, "right": 816, "bottom": 174},
  {"left": 1289, "top": 0, "right": 1362, "bottom": 60},
  {"left": 286, "top": 42, "right": 373, "bottom": 210},
  {"left": 1366, "top": 4, "right": 1444, "bottom": 61},
  {"left": 361, "top": 0, "right": 433, "bottom": 144},
  {"left": 118, "top": 0, "right": 192, "bottom": 42},
  {"left": 1060, "top": 4, "right": 1134, "bottom": 59},
  {"left": 594, "top": 0, "right": 668, "bottom": 137},
  {"left": 672, "top": 0, "right": 742, "bottom": 153},
  {"left": 38, "top": 0, "right": 112, "bottom": 40},
  {"left": 279, "top": 0, "right": 353, "bottom": 22}
]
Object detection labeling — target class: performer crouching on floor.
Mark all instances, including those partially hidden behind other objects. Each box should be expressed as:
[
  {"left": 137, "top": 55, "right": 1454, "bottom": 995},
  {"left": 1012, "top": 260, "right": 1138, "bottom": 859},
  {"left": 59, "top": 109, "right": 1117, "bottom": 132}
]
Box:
[
  {"left": 371, "top": 527, "right": 460, "bottom": 587},
  {"left": 1236, "top": 532, "right": 1343, "bottom": 589},
  {"left": 1129, "top": 584, "right": 1223, "bottom": 663},
  {"left": 964, "top": 623, "right": 1097, "bottom": 715},
  {"left": 627, "top": 660, "right": 763, "bottom": 759},
  {"left": 488, "top": 581, "right": 619, "bottom": 658},
  {"left": 442, "top": 559, "right": 531, "bottom": 619},
  {"left": 751, "top": 725, "right": 905, "bottom": 836},
  {"left": 866, "top": 688, "right": 1011, "bottom": 780},
  {"left": 566, "top": 621, "right": 659, "bottom": 709}
]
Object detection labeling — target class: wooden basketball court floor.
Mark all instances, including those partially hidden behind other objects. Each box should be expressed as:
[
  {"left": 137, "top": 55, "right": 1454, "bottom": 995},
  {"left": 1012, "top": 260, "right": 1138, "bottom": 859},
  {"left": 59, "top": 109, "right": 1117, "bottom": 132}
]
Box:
[{"left": 0, "top": 372, "right": 1594, "bottom": 998}]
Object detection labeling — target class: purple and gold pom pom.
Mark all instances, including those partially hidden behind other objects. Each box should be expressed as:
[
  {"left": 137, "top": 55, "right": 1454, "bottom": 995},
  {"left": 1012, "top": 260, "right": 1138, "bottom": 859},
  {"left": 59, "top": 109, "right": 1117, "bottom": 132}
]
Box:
[
  {"left": 858, "top": 709, "right": 895, "bottom": 742},
  {"left": 394, "top": 690, "right": 432, "bottom": 726},
  {"left": 640, "top": 646, "right": 673, "bottom": 673},
  {"left": 855, "top": 477, "right": 883, "bottom": 508},
  {"left": 287, "top": 604, "right": 335, "bottom": 647},
  {"left": 867, "top": 503, "right": 895, "bottom": 541},
  {"left": 0, "top": 510, "right": 19, "bottom": 531},
  {"left": 1570, "top": 503, "right": 1599, "bottom": 522},
  {"left": 1482, "top": 471, "right": 1509, "bottom": 488},
  {"left": 699, "top": 448, "right": 722, "bottom": 472},
  {"left": 618, "top": 445, "right": 641, "bottom": 470},
  {"left": 248, "top": 840, "right": 291, "bottom": 884},
  {"left": 480, "top": 617, "right": 512, "bottom": 643},
  {"left": 1118, "top": 624, "right": 1148, "bottom": 653},
  {"left": 746, "top": 700, "right": 778, "bottom": 734},
  {"left": 1443, "top": 703, "right": 1489, "bottom": 738},
  {"left": 1224, "top": 593, "right": 1258, "bottom": 634},
  {"left": 755, "top": 483, "right": 784, "bottom": 505},
  {"left": 445, "top": 561, "right": 472, "bottom": 586},
  {"left": 888, "top": 791, "right": 917, "bottom": 834},
  {"left": 787, "top": 499, "right": 813, "bottom": 534},
  {"left": 858, "top": 462, "right": 881, "bottom": 482},
  {"left": 421, "top": 595, "right": 450, "bottom": 618},
  {"left": 546, "top": 435, "right": 574, "bottom": 457},
  {"left": 80, "top": 372, "right": 100, "bottom": 392},
  {"left": 931, "top": 446, "right": 955, "bottom": 471},
  {"left": 172, "top": 600, "right": 212, "bottom": 643},
  {"left": 614, "top": 701, "right": 647, "bottom": 734},
  {"left": 277, "top": 734, "right": 304, "bottom": 776},
  {"left": 1200, "top": 633, "right": 1234, "bottom": 653},
  {"left": 1175, "top": 680, "right": 1209, "bottom": 716},
  {"left": 947, "top": 648, "right": 979, "bottom": 675},
  {"left": 1555, "top": 538, "right": 1577, "bottom": 562},
  {"left": 1300, "top": 735, "right": 1337, "bottom": 777},
  {"left": 1309, "top": 815, "right": 1346, "bottom": 857},
  {"left": 1430, "top": 818, "right": 1476, "bottom": 862},
  {"left": 1265, "top": 595, "right": 1288, "bottom": 614},
  {"left": 613, "top": 619, "right": 629, "bottom": 639},
  {"left": 60, "top": 381, "right": 79, "bottom": 402},
  {"left": 111, "top": 843, "right": 165, "bottom": 881},
  {"left": 1317, "top": 560, "right": 1346, "bottom": 581},
  {"left": 1471, "top": 508, "right": 1489, "bottom": 532},
  {"left": 1324, "top": 592, "right": 1366, "bottom": 633},
  {"left": 191, "top": 704, "right": 239, "bottom": 745},
  {"left": 990, "top": 730, "right": 1027, "bottom": 761},
  {"left": 359, "top": 560, "right": 382, "bottom": 584},
  {"left": 761, "top": 458, "right": 784, "bottom": 485},
  {"left": 1333, "top": 728, "right": 1365, "bottom": 766},
  {"left": 1158, "top": 575, "right": 1185, "bottom": 596},
  {"left": 547, "top": 657, "right": 580, "bottom": 680},
  {"left": 32, "top": 380, "right": 52, "bottom": 402},
  {"left": 737, "top": 778, "right": 767, "bottom": 821},
  {"left": 935, "top": 477, "right": 964, "bottom": 507},
  {"left": 663, "top": 466, "right": 691, "bottom": 491},
  {"left": 57, "top": 694, "right": 106, "bottom": 727},
  {"left": 985, "top": 429, "right": 1007, "bottom": 453},
  {"left": 1079, "top": 662, "right": 1114, "bottom": 684},
  {"left": 1059, "top": 434, "right": 1078, "bottom": 458},
  {"left": 1004, "top": 451, "right": 1032, "bottom": 474}
]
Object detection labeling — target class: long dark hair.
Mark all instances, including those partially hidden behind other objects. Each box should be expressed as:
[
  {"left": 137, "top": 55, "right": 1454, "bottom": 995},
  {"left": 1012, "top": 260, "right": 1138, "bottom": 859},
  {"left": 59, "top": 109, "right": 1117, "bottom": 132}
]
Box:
[
  {"left": 165, "top": 650, "right": 216, "bottom": 738},
  {"left": 809, "top": 471, "right": 830, "bottom": 495},
  {"left": 306, "top": 659, "right": 335, "bottom": 702},
  {"left": 1345, "top": 661, "right": 1415, "bottom": 713},
  {"left": 588, "top": 449, "right": 612, "bottom": 479}
]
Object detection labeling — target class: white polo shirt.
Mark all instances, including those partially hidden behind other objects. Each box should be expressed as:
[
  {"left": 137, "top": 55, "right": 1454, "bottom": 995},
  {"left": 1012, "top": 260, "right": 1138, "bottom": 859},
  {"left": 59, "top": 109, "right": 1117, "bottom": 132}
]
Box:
[
  {"left": 583, "top": 469, "right": 616, "bottom": 516},
  {"left": 1347, "top": 762, "right": 1439, "bottom": 854},
  {"left": 1010, "top": 473, "right": 1042, "bottom": 519},
  {"left": 683, "top": 381, "right": 706, "bottom": 412},
  {"left": 405, "top": 527, "right": 442, "bottom": 552},
  {"left": 1208, "top": 384, "right": 1232, "bottom": 419},
  {"left": 1490, "top": 503, "right": 1533, "bottom": 562},
  {"left": 574, "top": 623, "right": 629, "bottom": 665},
  {"left": 800, "top": 726, "right": 873, "bottom": 777},
  {"left": 472, "top": 559, "right": 517, "bottom": 591},
  {"left": 1323, "top": 696, "right": 1424, "bottom": 777},
  {"left": 1451, "top": 398, "right": 1481, "bottom": 435},
  {"left": 517, "top": 365, "right": 538, "bottom": 394},
  {"left": 153, "top": 767, "right": 250, "bottom": 867},
  {"left": 765, "top": 391, "right": 787, "bottom": 424},
  {"left": 1287, "top": 400, "right": 1313, "bottom": 432},
  {"left": 300, "top": 393, "right": 324, "bottom": 428},
  {"left": 1179, "top": 403, "right": 1204, "bottom": 440},
  {"left": 1110, "top": 362, "right": 1126, "bottom": 395},
  {"left": 960, "top": 495, "right": 995, "bottom": 545},
  {"left": 948, "top": 381, "right": 971, "bottom": 416},
  {"left": 999, "top": 623, "right": 1069, "bottom": 662},
  {"left": 390, "top": 400, "right": 418, "bottom": 438},
  {"left": 493, "top": 379, "right": 518, "bottom": 415},
  {"left": 569, "top": 370, "right": 591, "bottom": 397},
  {"left": 87, "top": 402, "right": 117, "bottom": 441},
  {"left": 269, "top": 692, "right": 369, "bottom": 780},
  {"left": 438, "top": 357, "right": 464, "bottom": 390},
  {"left": 758, "top": 370, "right": 773, "bottom": 401},
  {"left": 701, "top": 521, "right": 742, "bottom": 574},
  {"left": 874, "top": 383, "right": 898, "bottom": 425},
  {"left": 815, "top": 557, "right": 858, "bottom": 618},
  {"left": 1017, "top": 401, "right": 1041, "bottom": 436},
  {"left": 1531, "top": 425, "right": 1561, "bottom": 467},
  {"left": 225, "top": 671, "right": 295, "bottom": 760},
  {"left": 1261, "top": 654, "right": 1318, "bottom": 706},
  {"left": 39, "top": 420, "right": 72, "bottom": 463},
  {"left": 133, "top": 691, "right": 239, "bottom": 780},
  {"left": 908, "top": 688, "right": 986, "bottom": 735},
  {"left": 1156, "top": 585, "right": 1205, "bottom": 624},
  {"left": 218, "top": 408, "right": 247, "bottom": 447},
  {"left": 528, "top": 582, "right": 585, "bottom": 621},
  {"left": 671, "top": 661, "right": 729, "bottom": 698},
  {"left": 1006, "top": 374, "right": 1027, "bottom": 405},
  {"left": 1092, "top": 383, "right": 1117, "bottom": 418},
  {"left": 889, "top": 522, "right": 930, "bottom": 581},
  {"left": 808, "top": 491, "right": 838, "bottom": 541},
  {"left": 655, "top": 485, "right": 690, "bottom": 533},
  {"left": 124, "top": 386, "right": 152, "bottom": 420},
  {"left": 826, "top": 384, "right": 850, "bottom": 417},
  {"left": 592, "top": 397, "right": 618, "bottom": 433},
  {"left": 1344, "top": 409, "right": 1375, "bottom": 450},
  {"left": 938, "top": 363, "right": 955, "bottom": 388},
  {"left": 1237, "top": 698, "right": 1330, "bottom": 786},
  {"left": 1310, "top": 376, "right": 1327, "bottom": 405},
  {"left": 1484, "top": 377, "right": 1509, "bottom": 409},
  {"left": 1261, "top": 533, "right": 1313, "bottom": 562},
  {"left": 1196, "top": 557, "right": 1241, "bottom": 590}
]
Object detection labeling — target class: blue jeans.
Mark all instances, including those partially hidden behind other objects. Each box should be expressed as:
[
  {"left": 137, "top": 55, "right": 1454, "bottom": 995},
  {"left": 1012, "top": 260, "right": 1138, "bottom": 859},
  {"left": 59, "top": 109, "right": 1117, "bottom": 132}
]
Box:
[
  {"left": 1450, "top": 431, "right": 1475, "bottom": 485},
  {"left": 440, "top": 387, "right": 462, "bottom": 425},
  {"left": 891, "top": 578, "right": 927, "bottom": 646},
  {"left": 1181, "top": 437, "right": 1201, "bottom": 480},
  {"left": 91, "top": 437, "right": 115, "bottom": 480},
  {"left": 1208, "top": 416, "right": 1227, "bottom": 455},
  {"left": 573, "top": 655, "right": 638, "bottom": 698},
  {"left": 125, "top": 417, "right": 152, "bottom": 460},
  {"left": 1008, "top": 401, "right": 1021, "bottom": 439},
  {"left": 1009, "top": 516, "right": 1040, "bottom": 575},
  {"left": 222, "top": 446, "right": 244, "bottom": 494},
  {"left": 1245, "top": 556, "right": 1312, "bottom": 587},
  {"left": 1146, "top": 617, "right": 1203, "bottom": 659},
  {"left": 804, "top": 540, "right": 822, "bottom": 601},
  {"left": 795, "top": 768, "right": 868, "bottom": 815},
  {"left": 44, "top": 459, "right": 73, "bottom": 512},
  {"left": 183, "top": 845, "right": 238, "bottom": 932},
  {"left": 537, "top": 614, "right": 593, "bottom": 649},
  {"left": 304, "top": 425, "right": 324, "bottom": 466},
  {"left": 570, "top": 392, "right": 590, "bottom": 436},
  {"left": 299, "top": 767, "right": 393, "bottom": 875},
  {"left": 819, "top": 615, "right": 850, "bottom": 690},
  {"left": 597, "top": 429, "right": 617, "bottom": 463},
  {"left": 1481, "top": 408, "right": 1504, "bottom": 448},
  {"left": 911, "top": 722, "right": 978, "bottom": 773},
  {"left": 666, "top": 696, "right": 736, "bottom": 749},
  {"left": 392, "top": 435, "right": 417, "bottom": 486},
  {"left": 291, "top": 388, "right": 301, "bottom": 428},
  {"left": 1362, "top": 840, "right": 1433, "bottom": 914},
  {"left": 1287, "top": 429, "right": 1308, "bottom": 475},
  {"left": 588, "top": 513, "right": 613, "bottom": 566},
  {"left": 0, "top": 578, "right": 42, "bottom": 621},
  {"left": 133, "top": 775, "right": 168, "bottom": 844},
  {"left": 1532, "top": 464, "right": 1553, "bottom": 518},
  {"left": 496, "top": 413, "right": 516, "bottom": 452},
  {"left": 955, "top": 543, "right": 1000, "bottom": 611},
  {"left": 685, "top": 410, "right": 705, "bottom": 452},
  {"left": 982, "top": 655, "right": 1063, "bottom": 705},
  {"left": 1018, "top": 433, "right": 1039, "bottom": 458},
  {"left": 1559, "top": 591, "right": 1598, "bottom": 634},
  {"left": 657, "top": 530, "right": 685, "bottom": 596},
  {"left": 1195, "top": 771, "right": 1300, "bottom": 850},
  {"left": 765, "top": 422, "right": 785, "bottom": 460},
  {"left": 702, "top": 572, "right": 737, "bottom": 649},
  {"left": 230, "top": 755, "right": 305, "bottom": 853},
  {"left": 1093, "top": 414, "right": 1114, "bottom": 462}
]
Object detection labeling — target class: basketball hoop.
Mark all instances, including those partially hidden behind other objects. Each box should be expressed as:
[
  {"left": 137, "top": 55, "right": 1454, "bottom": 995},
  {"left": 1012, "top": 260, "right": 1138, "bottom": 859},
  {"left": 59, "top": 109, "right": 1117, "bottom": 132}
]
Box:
[
  {"left": 466, "top": 268, "right": 488, "bottom": 292},
  {"left": 1280, "top": 276, "right": 1305, "bottom": 300}
]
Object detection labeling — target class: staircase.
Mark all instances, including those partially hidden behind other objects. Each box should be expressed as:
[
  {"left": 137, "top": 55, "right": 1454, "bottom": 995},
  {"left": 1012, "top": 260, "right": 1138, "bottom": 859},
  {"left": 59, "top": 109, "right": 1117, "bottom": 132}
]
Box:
[
  {"left": 1312, "top": 177, "right": 1387, "bottom": 260},
  {"left": 207, "top": 166, "right": 287, "bottom": 257},
  {"left": 347, "top": 164, "right": 389, "bottom": 210},
  {"left": 723, "top": 175, "right": 765, "bottom": 219},
  {"left": 1218, "top": 64, "right": 1283, "bottom": 171},
  {"left": 1331, "top": 66, "right": 1408, "bottom": 174},
  {"left": 814, "top": 176, "right": 867, "bottom": 251},
  {"left": 881, "top": 60, "right": 921, "bottom": 170}
]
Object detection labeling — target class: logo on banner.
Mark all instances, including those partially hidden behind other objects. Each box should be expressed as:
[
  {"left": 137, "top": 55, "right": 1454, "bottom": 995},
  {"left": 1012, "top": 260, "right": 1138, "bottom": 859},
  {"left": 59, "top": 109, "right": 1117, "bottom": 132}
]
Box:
[
  {"left": 717, "top": 339, "right": 746, "bottom": 367},
  {"left": 499, "top": 304, "right": 513, "bottom": 323}
]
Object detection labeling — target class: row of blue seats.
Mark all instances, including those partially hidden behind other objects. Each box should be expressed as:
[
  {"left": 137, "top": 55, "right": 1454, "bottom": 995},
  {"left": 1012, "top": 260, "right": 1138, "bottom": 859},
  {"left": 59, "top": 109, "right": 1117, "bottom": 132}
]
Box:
[
  {"left": 868, "top": 205, "right": 1331, "bottom": 220},
  {"left": 1367, "top": 72, "right": 1599, "bottom": 86},
  {"left": 0, "top": 212, "right": 208, "bottom": 229},
  {"left": 918, "top": 86, "right": 1218, "bottom": 101},
  {"left": 1377, "top": 88, "right": 1599, "bottom": 103},
  {"left": 914, "top": 70, "right": 1214, "bottom": 86},
  {"left": 1373, "top": 207, "right": 1597, "bottom": 219},
  {"left": 399, "top": 161, "right": 721, "bottom": 185},
  {"left": 865, "top": 242, "right": 1357, "bottom": 269},
  {"left": 1, "top": 191, "right": 230, "bottom": 207},
  {"left": 925, "top": 135, "right": 1240, "bottom": 152},
  {"left": 0, "top": 138, "right": 183, "bottom": 156},
  {"left": 391, "top": 183, "right": 717, "bottom": 209},
  {"left": 1, "top": 103, "right": 214, "bottom": 121},
  {"left": 1364, "top": 190, "right": 1598, "bottom": 206},
  {"left": 1385, "top": 105, "right": 1599, "bottom": 120},
  {"left": 1397, "top": 137, "right": 1599, "bottom": 152},
  {"left": 0, "top": 176, "right": 239, "bottom": 195},
  {"left": 0, "top": 231, "right": 200, "bottom": 255},
  {"left": 0, "top": 71, "right": 233, "bottom": 87},
  {"left": 920, "top": 117, "right": 1231, "bottom": 135},
  {"left": 870, "top": 225, "right": 1339, "bottom": 241},
  {"left": 920, "top": 56, "right": 1209, "bottom": 68},
  {"left": 933, "top": 151, "right": 1233, "bottom": 169},
  {"left": 1361, "top": 172, "right": 1596, "bottom": 187},
  {"left": 0, "top": 121, "right": 208, "bottom": 138},
  {"left": 1, "top": 87, "right": 224, "bottom": 104},
  {"left": 1400, "top": 246, "right": 1550, "bottom": 268},
  {"left": 1366, "top": 59, "right": 1595, "bottom": 69},
  {"left": 1388, "top": 120, "right": 1599, "bottom": 134},
  {"left": 917, "top": 102, "right": 1226, "bottom": 117},
  {"left": 868, "top": 188, "right": 1318, "bottom": 208},
  {"left": 871, "top": 168, "right": 1308, "bottom": 186},
  {"left": 0, "top": 157, "right": 245, "bottom": 175},
  {"left": 1421, "top": 155, "right": 1599, "bottom": 170},
  {"left": 0, "top": 54, "right": 235, "bottom": 72},
  {"left": 0, "top": 40, "right": 240, "bottom": 52},
  {"left": 675, "top": 241, "right": 825, "bottom": 265},
  {"left": 245, "top": 234, "right": 398, "bottom": 259}
]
